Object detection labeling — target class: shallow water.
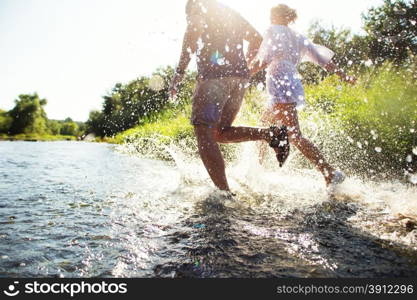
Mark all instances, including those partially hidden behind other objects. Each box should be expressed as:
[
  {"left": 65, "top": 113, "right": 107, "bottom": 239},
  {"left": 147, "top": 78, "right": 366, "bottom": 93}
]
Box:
[{"left": 0, "top": 141, "right": 416, "bottom": 278}]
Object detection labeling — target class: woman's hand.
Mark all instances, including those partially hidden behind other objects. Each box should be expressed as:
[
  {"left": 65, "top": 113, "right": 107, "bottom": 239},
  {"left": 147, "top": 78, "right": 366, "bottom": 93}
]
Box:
[
  {"left": 249, "top": 66, "right": 258, "bottom": 77},
  {"left": 249, "top": 59, "right": 268, "bottom": 77}
]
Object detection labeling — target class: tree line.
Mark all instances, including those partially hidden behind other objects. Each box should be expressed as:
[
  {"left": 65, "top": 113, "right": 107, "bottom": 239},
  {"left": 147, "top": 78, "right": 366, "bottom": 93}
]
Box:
[
  {"left": 0, "top": 93, "right": 85, "bottom": 138},
  {"left": 86, "top": 67, "right": 195, "bottom": 137}
]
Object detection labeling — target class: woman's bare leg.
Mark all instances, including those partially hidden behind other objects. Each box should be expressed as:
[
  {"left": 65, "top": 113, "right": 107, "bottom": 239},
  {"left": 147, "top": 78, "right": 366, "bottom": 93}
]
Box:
[{"left": 269, "top": 103, "right": 336, "bottom": 185}]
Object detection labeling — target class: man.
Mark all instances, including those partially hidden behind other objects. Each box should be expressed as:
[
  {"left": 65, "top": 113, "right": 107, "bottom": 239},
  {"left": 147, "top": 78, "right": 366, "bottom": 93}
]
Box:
[{"left": 170, "top": 0, "right": 288, "bottom": 192}]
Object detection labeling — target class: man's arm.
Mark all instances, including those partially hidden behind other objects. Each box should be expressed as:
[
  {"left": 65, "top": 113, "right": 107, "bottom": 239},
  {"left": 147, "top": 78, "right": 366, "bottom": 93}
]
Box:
[
  {"left": 247, "top": 37, "right": 263, "bottom": 66},
  {"left": 170, "top": 15, "right": 204, "bottom": 97},
  {"left": 241, "top": 18, "right": 262, "bottom": 65}
]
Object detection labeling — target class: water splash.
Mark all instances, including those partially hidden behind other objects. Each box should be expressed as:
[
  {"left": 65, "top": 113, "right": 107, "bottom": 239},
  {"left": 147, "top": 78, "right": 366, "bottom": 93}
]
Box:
[
  {"left": 119, "top": 136, "right": 417, "bottom": 260},
  {"left": 2, "top": 141, "right": 416, "bottom": 278}
]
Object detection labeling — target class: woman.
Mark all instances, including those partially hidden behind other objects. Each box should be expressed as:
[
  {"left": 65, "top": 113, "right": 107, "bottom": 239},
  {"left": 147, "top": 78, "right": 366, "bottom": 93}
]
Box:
[{"left": 250, "top": 4, "right": 356, "bottom": 188}]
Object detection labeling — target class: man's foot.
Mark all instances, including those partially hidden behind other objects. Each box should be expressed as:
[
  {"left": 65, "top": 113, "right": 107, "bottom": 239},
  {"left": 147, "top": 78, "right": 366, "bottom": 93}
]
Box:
[
  {"left": 224, "top": 191, "right": 237, "bottom": 201},
  {"left": 269, "top": 126, "right": 290, "bottom": 167}
]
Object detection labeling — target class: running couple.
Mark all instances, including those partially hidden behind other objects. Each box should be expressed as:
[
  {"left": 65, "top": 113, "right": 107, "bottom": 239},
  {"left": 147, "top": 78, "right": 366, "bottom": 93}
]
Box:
[{"left": 169, "top": 0, "right": 355, "bottom": 193}]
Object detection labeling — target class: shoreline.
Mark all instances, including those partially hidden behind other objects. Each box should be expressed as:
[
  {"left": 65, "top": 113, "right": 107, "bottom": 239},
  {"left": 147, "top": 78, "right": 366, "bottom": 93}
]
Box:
[
  {"left": 0, "top": 134, "right": 78, "bottom": 142},
  {"left": 0, "top": 135, "right": 117, "bottom": 143}
]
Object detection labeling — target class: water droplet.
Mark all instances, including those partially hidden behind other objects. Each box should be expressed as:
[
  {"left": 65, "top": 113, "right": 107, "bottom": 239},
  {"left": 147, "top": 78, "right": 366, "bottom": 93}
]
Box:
[
  {"left": 364, "top": 59, "right": 373, "bottom": 67},
  {"left": 409, "top": 174, "right": 417, "bottom": 185}
]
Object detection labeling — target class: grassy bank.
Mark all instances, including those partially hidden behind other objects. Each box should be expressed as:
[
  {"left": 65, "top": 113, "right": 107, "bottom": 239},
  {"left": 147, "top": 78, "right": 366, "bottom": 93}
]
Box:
[
  {"left": 0, "top": 133, "right": 78, "bottom": 142},
  {"left": 114, "top": 64, "right": 417, "bottom": 178},
  {"left": 113, "top": 108, "right": 194, "bottom": 144},
  {"left": 302, "top": 64, "right": 417, "bottom": 177}
]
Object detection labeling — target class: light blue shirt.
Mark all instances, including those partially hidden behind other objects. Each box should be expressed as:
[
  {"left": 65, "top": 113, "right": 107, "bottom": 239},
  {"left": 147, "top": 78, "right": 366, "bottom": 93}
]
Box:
[{"left": 257, "top": 25, "right": 335, "bottom": 107}]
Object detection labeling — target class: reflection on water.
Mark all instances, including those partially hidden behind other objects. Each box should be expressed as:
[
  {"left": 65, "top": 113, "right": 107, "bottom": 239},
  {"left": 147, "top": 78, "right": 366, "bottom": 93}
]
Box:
[{"left": 0, "top": 141, "right": 416, "bottom": 278}]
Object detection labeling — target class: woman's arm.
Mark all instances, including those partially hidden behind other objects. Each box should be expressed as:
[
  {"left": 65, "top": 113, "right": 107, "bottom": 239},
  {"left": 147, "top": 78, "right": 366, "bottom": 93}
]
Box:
[
  {"left": 302, "top": 38, "right": 356, "bottom": 85},
  {"left": 248, "top": 28, "right": 274, "bottom": 77}
]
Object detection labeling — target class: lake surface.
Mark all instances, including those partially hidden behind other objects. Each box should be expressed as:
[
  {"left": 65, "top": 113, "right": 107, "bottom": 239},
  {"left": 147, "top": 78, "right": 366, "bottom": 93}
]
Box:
[{"left": 1, "top": 141, "right": 416, "bottom": 278}]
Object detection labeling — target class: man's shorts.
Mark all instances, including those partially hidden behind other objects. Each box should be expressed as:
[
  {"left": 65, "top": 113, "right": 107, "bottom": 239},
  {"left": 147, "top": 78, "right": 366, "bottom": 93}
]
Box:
[{"left": 191, "top": 77, "right": 248, "bottom": 128}]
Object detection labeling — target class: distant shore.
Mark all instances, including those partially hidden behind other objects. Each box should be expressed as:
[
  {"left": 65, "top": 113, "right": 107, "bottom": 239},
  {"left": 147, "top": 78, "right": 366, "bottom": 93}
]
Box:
[
  {"left": 0, "top": 134, "right": 78, "bottom": 142},
  {"left": 0, "top": 134, "right": 120, "bottom": 143}
]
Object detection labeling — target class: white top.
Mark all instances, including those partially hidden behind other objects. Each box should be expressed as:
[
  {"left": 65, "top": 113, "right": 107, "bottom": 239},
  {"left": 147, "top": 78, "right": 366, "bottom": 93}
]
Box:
[{"left": 257, "top": 25, "right": 335, "bottom": 106}]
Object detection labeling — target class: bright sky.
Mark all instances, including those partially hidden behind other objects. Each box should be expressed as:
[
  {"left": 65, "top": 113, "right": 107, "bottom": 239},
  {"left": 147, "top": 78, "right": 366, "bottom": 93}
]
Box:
[{"left": 0, "top": 0, "right": 383, "bottom": 122}]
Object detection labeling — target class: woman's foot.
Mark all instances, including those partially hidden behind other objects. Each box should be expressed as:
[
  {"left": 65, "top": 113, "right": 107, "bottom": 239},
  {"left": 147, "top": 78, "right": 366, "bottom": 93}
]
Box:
[
  {"left": 269, "top": 126, "right": 290, "bottom": 167},
  {"left": 327, "top": 170, "right": 346, "bottom": 192}
]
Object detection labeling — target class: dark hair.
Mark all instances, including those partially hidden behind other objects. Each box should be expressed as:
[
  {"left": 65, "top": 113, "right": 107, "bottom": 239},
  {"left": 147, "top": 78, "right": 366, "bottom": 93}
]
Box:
[{"left": 271, "top": 4, "right": 298, "bottom": 25}]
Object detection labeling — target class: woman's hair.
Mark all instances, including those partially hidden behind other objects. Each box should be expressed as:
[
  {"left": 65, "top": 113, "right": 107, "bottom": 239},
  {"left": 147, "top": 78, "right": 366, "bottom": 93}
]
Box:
[
  {"left": 271, "top": 4, "right": 298, "bottom": 25},
  {"left": 186, "top": 0, "right": 215, "bottom": 17}
]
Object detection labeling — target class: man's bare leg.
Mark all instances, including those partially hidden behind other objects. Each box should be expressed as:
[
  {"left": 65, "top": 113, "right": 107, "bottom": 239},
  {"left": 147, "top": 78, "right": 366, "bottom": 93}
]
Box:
[
  {"left": 194, "top": 125, "right": 230, "bottom": 191},
  {"left": 214, "top": 126, "right": 270, "bottom": 143},
  {"left": 194, "top": 124, "right": 276, "bottom": 191},
  {"left": 192, "top": 80, "right": 283, "bottom": 191}
]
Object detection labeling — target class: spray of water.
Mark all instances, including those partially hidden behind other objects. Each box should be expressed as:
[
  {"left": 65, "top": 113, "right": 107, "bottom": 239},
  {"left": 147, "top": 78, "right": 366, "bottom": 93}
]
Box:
[{"left": 117, "top": 131, "right": 417, "bottom": 261}]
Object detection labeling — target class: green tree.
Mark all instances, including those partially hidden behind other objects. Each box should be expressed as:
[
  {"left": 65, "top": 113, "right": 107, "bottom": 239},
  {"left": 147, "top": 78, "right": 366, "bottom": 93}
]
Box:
[
  {"left": 363, "top": 0, "right": 417, "bottom": 64},
  {"left": 0, "top": 109, "right": 13, "bottom": 134},
  {"left": 8, "top": 93, "right": 49, "bottom": 135},
  {"left": 87, "top": 66, "right": 195, "bottom": 137},
  {"left": 86, "top": 110, "right": 106, "bottom": 137},
  {"left": 60, "top": 121, "right": 79, "bottom": 136},
  {"left": 47, "top": 120, "right": 62, "bottom": 135},
  {"left": 75, "top": 122, "right": 86, "bottom": 137},
  {"left": 302, "top": 22, "right": 369, "bottom": 84}
]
